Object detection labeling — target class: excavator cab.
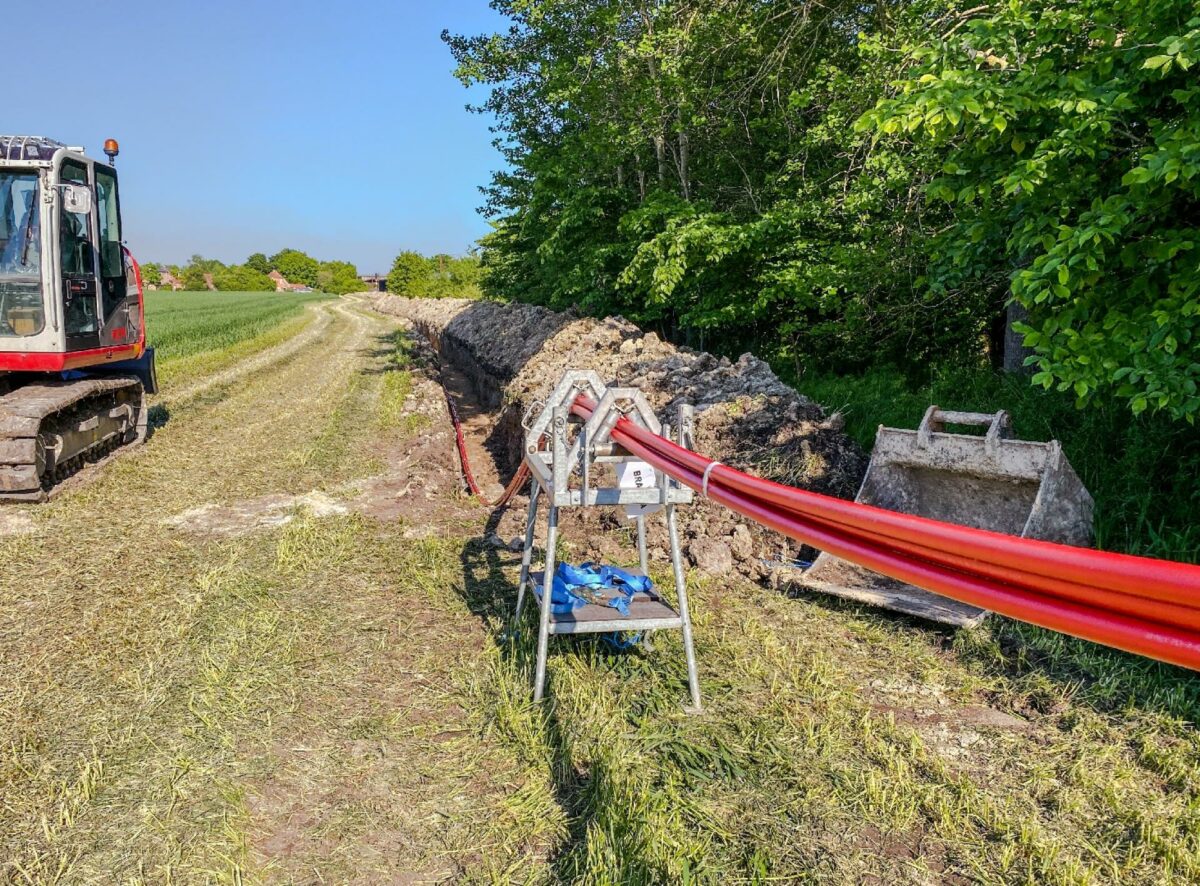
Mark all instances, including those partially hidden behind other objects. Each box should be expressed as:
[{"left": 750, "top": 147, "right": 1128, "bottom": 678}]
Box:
[
  {"left": 0, "top": 136, "right": 155, "bottom": 501},
  {"left": 0, "top": 136, "right": 148, "bottom": 370}
]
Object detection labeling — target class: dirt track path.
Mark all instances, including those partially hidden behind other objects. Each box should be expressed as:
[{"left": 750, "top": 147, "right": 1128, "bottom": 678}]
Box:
[{"left": 0, "top": 298, "right": 514, "bottom": 883}]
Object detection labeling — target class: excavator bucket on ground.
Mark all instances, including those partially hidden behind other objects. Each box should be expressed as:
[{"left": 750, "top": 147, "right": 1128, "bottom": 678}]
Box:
[{"left": 801, "top": 406, "right": 1094, "bottom": 627}]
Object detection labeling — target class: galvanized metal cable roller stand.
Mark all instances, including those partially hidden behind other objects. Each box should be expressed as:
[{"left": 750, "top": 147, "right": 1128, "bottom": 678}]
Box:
[{"left": 514, "top": 370, "right": 702, "bottom": 711}]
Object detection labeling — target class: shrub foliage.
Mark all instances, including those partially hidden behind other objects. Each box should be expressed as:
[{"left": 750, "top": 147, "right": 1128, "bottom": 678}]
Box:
[{"left": 446, "top": 0, "right": 1200, "bottom": 420}]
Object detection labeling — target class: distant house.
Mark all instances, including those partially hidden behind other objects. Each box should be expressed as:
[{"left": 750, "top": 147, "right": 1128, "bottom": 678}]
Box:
[
  {"left": 159, "top": 271, "right": 184, "bottom": 291},
  {"left": 268, "top": 270, "right": 306, "bottom": 293}
]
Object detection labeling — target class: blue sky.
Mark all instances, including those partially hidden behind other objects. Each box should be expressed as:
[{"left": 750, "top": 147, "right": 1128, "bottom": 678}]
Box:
[{"left": 7, "top": 0, "right": 506, "bottom": 274}]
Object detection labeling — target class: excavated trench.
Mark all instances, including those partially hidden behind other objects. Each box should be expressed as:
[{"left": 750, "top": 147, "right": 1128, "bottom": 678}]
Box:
[
  {"left": 437, "top": 351, "right": 511, "bottom": 499},
  {"left": 376, "top": 294, "right": 869, "bottom": 580}
]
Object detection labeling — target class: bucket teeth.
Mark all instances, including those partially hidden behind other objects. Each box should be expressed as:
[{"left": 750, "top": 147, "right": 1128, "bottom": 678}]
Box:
[{"left": 0, "top": 377, "right": 147, "bottom": 501}]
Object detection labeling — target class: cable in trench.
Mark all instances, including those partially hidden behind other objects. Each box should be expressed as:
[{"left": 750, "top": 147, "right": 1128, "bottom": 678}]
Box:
[{"left": 426, "top": 333, "right": 530, "bottom": 510}]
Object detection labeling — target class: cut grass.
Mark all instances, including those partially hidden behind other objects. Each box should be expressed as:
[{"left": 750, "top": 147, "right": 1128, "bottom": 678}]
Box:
[
  {"left": 790, "top": 363, "right": 1200, "bottom": 730},
  {"left": 452, "top": 535, "right": 1200, "bottom": 884},
  {"left": 0, "top": 302, "right": 519, "bottom": 882}
]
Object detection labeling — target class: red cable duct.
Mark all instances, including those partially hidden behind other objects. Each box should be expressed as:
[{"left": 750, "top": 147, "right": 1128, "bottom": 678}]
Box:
[
  {"left": 443, "top": 378, "right": 530, "bottom": 509},
  {"left": 609, "top": 409, "right": 1199, "bottom": 601},
  {"left": 596, "top": 402, "right": 1200, "bottom": 606},
  {"left": 571, "top": 397, "right": 1200, "bottom": 670}
]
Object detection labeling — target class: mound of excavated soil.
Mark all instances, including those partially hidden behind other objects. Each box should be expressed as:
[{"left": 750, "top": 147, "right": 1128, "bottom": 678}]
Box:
[{"left": 371, "top": 295, "right": 867, "bottom": 580}]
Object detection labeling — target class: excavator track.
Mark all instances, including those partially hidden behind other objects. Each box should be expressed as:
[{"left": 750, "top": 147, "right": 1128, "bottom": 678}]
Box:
[{"left": 0, "top": 377, "right": 147, "bottom": 502}]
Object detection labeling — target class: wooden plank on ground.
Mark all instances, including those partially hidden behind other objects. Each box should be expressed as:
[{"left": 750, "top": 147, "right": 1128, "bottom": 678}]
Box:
[{"left": 800, "top": 556, "right": 988, "bottom": 628}]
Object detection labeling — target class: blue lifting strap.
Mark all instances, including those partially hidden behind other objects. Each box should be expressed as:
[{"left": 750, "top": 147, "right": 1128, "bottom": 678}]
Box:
[
  {"left": 601, "top": 631, "right": 643, "bottom": 651},
  {"left": 535, "top": 561, "right": 655, "bottom": 618},
  {"left": 557, "top": 562, "right": 608, "bottom": 589},
  {"left": 529, "top": 574, "right": 588, "bottom": 615},
  {"left": 594, "top": 564, "right": 653, "bottom": 594}
]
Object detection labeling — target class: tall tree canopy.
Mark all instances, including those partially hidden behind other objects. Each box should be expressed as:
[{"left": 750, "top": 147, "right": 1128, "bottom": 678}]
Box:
[
  {"left": 317, "top": 260, "right": 365, "bottom": 295},
  {"left": 270, "top": 249, "right": 320, "bottom": 288},
  {"left": 447, "top": 0, "right": 1200, "bottom": 419},
  {"left": 446, "top": 0, "right": 964, "bottom": 366},
  {"left": 386, "top": 250, "right": 481, "bottom": 298},
  {"left": 245, "top": 252, "right": 272, "bottom": 274}
]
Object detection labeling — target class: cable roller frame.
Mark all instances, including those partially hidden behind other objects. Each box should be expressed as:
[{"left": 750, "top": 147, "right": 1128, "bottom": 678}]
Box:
[
  {"left": 506, "top": 365, "right": 1200, "bottom": 703},
  {"left": 515, "top": 370, "right": 703, "bottom": 710}
]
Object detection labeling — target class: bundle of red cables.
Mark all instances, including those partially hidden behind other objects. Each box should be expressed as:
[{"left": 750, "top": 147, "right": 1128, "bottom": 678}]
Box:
[{"left": 573, "top": 396, "right": 1200, "bottom": 670}]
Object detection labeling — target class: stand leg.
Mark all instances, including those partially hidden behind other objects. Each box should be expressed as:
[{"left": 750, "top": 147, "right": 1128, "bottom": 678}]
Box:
[
  {"left": 666, "top": 504, "right": 702, "bottom": 712},
  {"left": 534, "top": 505, "right": 559, "bottom": 702},
  {"left": 636, "top": 514, "right": 649, "bottom": 575},
  {"left": 515, "top": 480, "right": 541, "bottom": 623}
]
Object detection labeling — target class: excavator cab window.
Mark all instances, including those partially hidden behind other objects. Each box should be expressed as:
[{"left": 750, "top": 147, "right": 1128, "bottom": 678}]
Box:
[
  {"left": 59, "top": 159, "right": 100, "bottom": 349},
  {"left": 0, "top": 171, "right": 44, "bottom": 337},
  {"left": 95, "top": 167, "right": 127, "bottom": 331}
]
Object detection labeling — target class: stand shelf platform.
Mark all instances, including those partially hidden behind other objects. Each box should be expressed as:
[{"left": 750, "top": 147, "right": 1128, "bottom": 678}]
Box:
[{"left": 524, "top": 570, "right": 683, "bottom": 635}]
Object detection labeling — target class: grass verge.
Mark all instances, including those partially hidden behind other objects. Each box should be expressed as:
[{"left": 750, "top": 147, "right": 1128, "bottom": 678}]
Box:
[
  {"left": 791, "top": 363, "right": 1200, "bottom": 730},
  {"left": 452, "top": 536, "right": 1200, "bottom": 884}
]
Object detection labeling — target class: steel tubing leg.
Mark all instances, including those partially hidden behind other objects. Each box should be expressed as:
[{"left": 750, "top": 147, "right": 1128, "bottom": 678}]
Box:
[
  {"left": 515, "top": 480, "right": 541, "bottom": 623},
  {"left": 666, "top": 504, "right": 702, "bottom": 712},
  {"left": 637, "top": 514, "right": 649, "bottom": 575},
  {"left": 534, "top": 505, "right": 559, "bottom": 702}
]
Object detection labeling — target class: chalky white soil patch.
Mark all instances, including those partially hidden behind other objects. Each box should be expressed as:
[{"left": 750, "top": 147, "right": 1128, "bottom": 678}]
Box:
[
  {"left": 868, "top": 676, "right": 1030, "bottom": 763},
  {"left": 164, "top": 491, "right": 350, "bottom": 536},
  {"left": 0, "top": 510, "right": 36, "bottom": 537}
]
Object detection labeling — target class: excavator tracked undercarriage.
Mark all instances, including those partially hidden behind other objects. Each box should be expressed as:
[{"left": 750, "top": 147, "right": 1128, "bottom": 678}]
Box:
[{"left": 0, "top": 377, "right": 147, "bottom": 500}]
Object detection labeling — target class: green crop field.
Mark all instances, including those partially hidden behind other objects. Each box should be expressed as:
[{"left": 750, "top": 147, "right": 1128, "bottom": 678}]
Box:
[{"left": 144, "top": 290, "right": 331, "bottom": 385}]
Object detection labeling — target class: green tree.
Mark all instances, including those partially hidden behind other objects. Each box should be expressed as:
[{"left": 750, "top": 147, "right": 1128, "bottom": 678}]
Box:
[
  {"left": 446, "top": 253, "right": 482, "bottom": 297},
  {"left": 387, "top": 250, "right": 433, "bottom": 296},
  {"left": 245, "top": 252, "right": 272, "bottom": 274},
  {"left": 139, "top": 262, "right": 162, "bottom": 287},
  {"left": 213, "top": 264, "right": 276, "bottom": 292},
  {"left": 446, "top": 0, "right": 963, "bottom": 367},
  {"left": 862, "top": 0, "right": 1200, "bottom": 419},
  {"left": 270, "top": 248, "right": 320, "bottom": 288},
  {"left": 180, "top": 254, "right": 224, "bottom": 290},
  {"left": 317, "top": 260, "right": 364, "bottom": 295},
  {"left": 181, "top": 266, "right": 210, "bottom": 291}
]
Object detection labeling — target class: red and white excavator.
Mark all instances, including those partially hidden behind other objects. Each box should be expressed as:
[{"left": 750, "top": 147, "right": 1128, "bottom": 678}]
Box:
[{"left": 0, "top": 136, "right": 156, "bottom": 501}]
